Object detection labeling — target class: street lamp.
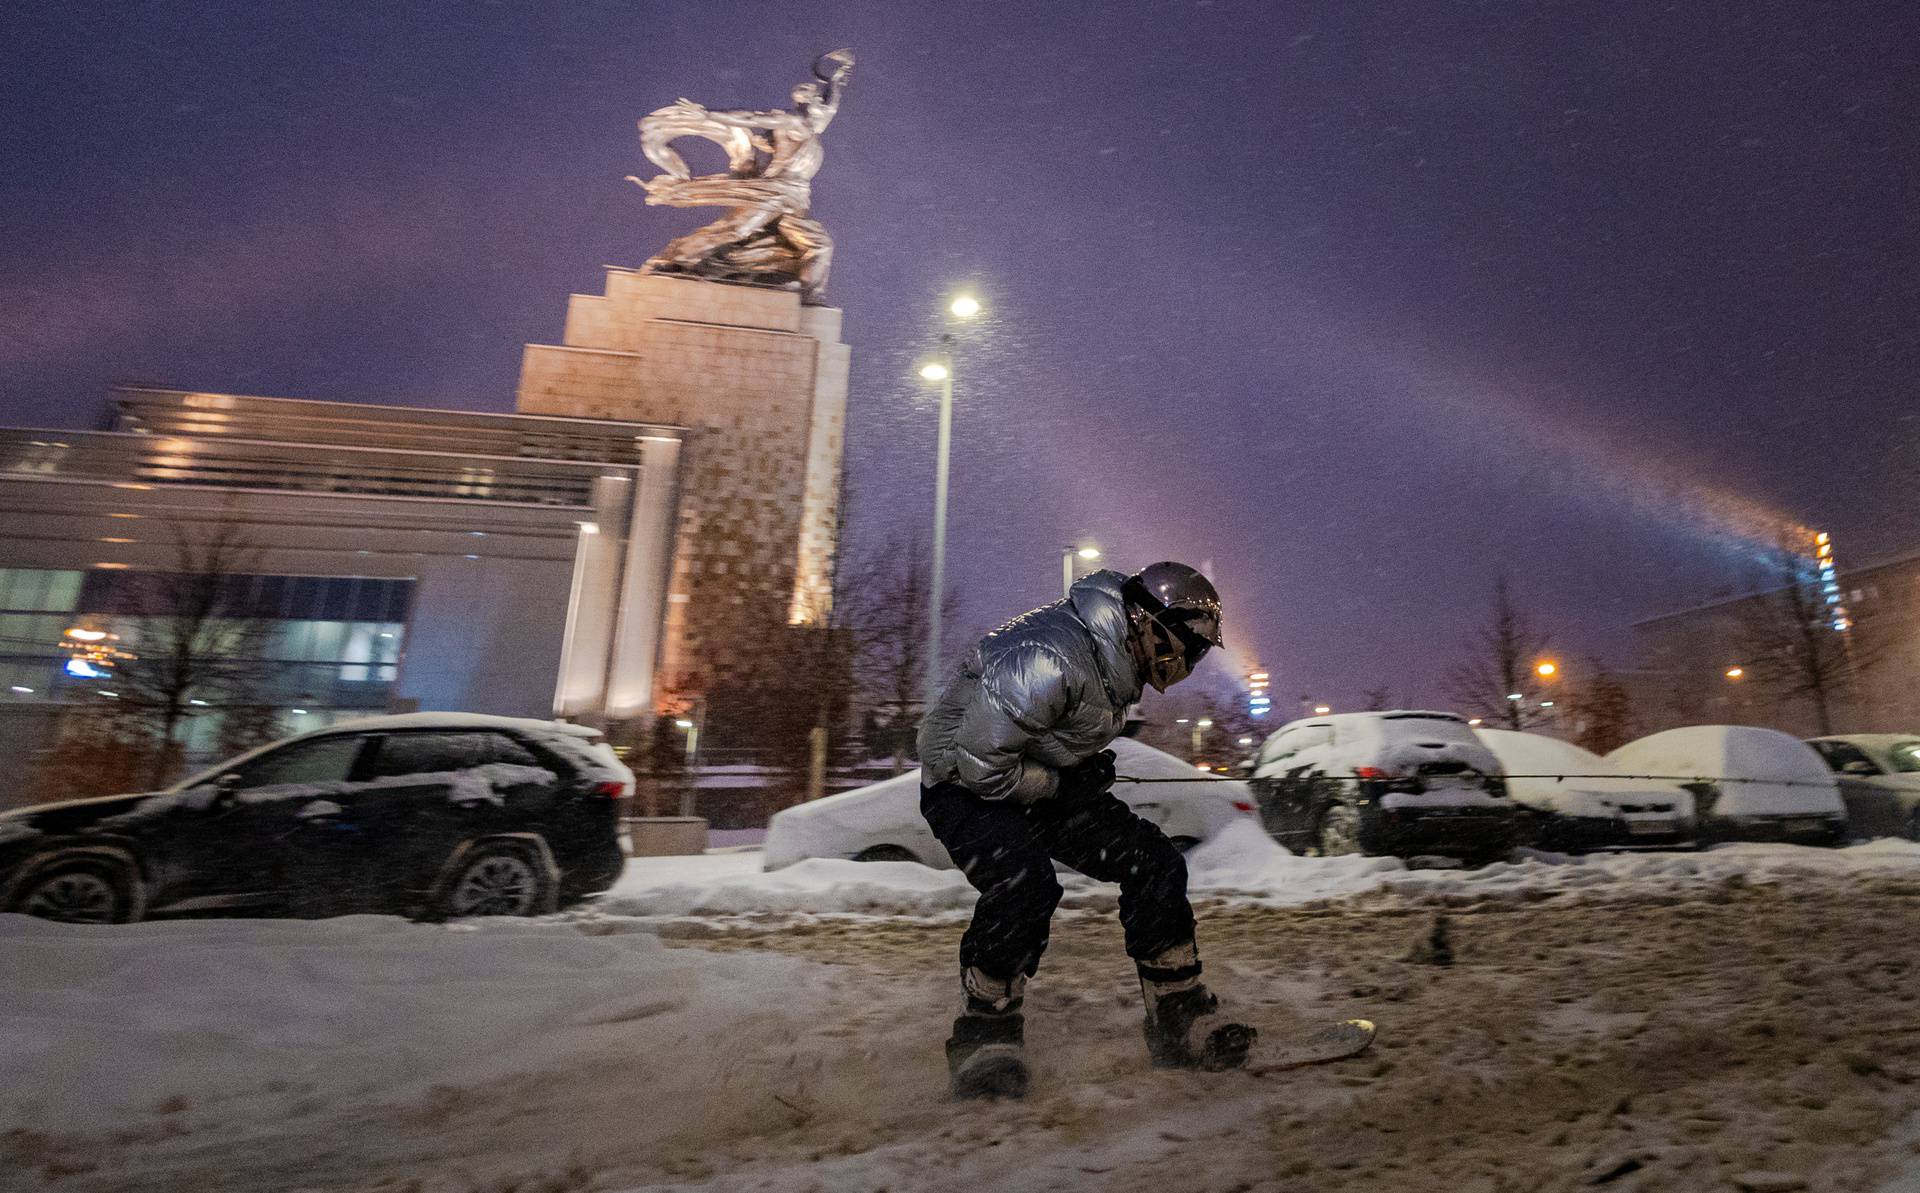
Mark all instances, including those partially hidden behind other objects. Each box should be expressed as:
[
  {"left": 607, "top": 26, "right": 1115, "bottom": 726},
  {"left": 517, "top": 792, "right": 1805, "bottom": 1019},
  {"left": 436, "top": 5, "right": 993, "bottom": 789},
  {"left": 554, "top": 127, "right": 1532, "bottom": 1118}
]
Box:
[
  {"left": 674, "top": 700, "right": 706, "bottom": 817},
  {"left": 919, "top": 292, "right": 984, "bottom": 709},
  {"left": 1724, "top": 666, "right": 1745, "bottom": 681},
  {"left": 1191, "top": 717, "right": 1213, "bottom": 759},
  {"left": 1313, "top": 704, "right": 1331, "bottom": 716},
  {"left": 1535, "top": 660, "right": 1558, "bottom": 678},
  {"left": 1063, "top": 544, "right": 1101, "bottom": 597}
]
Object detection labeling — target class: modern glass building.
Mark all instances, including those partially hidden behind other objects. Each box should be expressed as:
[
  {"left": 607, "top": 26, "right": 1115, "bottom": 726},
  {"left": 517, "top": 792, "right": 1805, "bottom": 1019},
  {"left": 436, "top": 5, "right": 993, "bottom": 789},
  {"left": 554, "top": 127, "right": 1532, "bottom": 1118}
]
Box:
[{"left": 0, "top": 389, "right": 687, "bottom": 774}]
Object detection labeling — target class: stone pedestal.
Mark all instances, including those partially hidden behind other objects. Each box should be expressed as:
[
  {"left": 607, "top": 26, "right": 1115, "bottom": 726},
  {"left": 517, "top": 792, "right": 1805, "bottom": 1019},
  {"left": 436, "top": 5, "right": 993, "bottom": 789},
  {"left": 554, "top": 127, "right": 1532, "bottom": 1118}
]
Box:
[{"left": 517, "top": 271, "right": 848, "bottom": 709}]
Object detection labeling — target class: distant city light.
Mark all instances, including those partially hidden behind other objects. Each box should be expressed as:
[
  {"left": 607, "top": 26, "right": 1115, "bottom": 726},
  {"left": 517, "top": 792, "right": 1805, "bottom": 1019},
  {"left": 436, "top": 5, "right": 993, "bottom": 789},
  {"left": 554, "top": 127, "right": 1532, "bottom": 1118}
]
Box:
[
  {"left": 1468, "top": 717, "right": 1483, "bottom": 726},
  {"left": 1175, "top": 718, "right": 1190, "bottom": 724},
  {"left": 189, "top": 698, "right": 209, "bottom": 706},
  {"left": 1725, "top": 666, "right": 1744, "bottom": 680},
  {"left": 98, "top": 690, "right": 118, "bottom": 699},
  {"left": 1507, "top": 693, "right": 1523, "bottom": 701},
  {"left": 10, "top": 686, "right": 33, "bottom": 694},
  {"left": 64, "top": 658, "right": 109, "bottom": 679},
  {"left": 64, "top": 627, "right": 108, "bottom": 642},
  {"left": 1238, "top": 736, "right": 1254, "bottom": 746},
  {"left": 1313, "top": 704, "right": 1331, "bottom": 715},
  {"left": 291, "top": 708, "right": 309, "bottom": 715}
]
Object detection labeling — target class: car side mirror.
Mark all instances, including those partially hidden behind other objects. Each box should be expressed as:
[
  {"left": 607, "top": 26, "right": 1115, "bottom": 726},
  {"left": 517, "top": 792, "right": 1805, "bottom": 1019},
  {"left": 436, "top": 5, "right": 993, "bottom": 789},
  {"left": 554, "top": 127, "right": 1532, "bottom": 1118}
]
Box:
[{"left": 1842, "top": 760, "right": 1878, "bottom": 776}]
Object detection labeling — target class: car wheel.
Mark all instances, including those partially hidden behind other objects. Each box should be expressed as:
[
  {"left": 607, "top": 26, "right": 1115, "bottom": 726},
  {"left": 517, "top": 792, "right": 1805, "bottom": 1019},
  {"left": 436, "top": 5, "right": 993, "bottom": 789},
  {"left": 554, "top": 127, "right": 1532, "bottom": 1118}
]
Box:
[
  {"left": 441, "top": 844, "right": 548, "bottom": 918},
  {"left": 1315, "top": 805, "right": 1364, "bottom": 857},
  {"left": 9, "top": 858, "right": 137, "bottom": 925},
  {"left": 852, "top": 844, "right": 919, "bottom": 864}
]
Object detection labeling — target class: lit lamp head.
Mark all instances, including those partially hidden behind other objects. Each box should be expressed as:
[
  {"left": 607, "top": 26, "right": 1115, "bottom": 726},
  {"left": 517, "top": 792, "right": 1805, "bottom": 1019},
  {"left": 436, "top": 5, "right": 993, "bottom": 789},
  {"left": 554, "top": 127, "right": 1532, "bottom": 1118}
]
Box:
[
  {"left": 918, "top": 362, "right": 949, "bottom": 382},
  {"left": 949, "top": 295, "right": 981, "bottom": 318}
]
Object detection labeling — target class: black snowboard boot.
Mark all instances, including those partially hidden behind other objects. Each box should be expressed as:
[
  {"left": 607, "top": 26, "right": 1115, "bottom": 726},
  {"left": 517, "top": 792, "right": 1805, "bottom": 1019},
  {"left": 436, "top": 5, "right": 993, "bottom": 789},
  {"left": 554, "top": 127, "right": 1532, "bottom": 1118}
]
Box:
[
  {"left": 946, "top": 966, "right": 1031, "bottom": 1099},
  {"left": 1138, "top": 942, "right": 1257, "bottom": 1071}
]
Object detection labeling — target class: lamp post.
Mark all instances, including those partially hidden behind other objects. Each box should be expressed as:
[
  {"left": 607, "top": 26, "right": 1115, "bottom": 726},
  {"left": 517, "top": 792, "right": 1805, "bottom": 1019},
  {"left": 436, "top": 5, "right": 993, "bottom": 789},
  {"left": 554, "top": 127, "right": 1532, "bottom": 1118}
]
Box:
[
  {"left": 919, "top": 294, "right": 982, "bottom": 709},
  {"left": 674, "top": 697, "right": 706, "bottom": 817},
  {"left": 1062, "top": 544, "right": 1101, "bottom": 598},
  {"left": 1191, "top": 717, "right": 1212, "bottom": 761}
]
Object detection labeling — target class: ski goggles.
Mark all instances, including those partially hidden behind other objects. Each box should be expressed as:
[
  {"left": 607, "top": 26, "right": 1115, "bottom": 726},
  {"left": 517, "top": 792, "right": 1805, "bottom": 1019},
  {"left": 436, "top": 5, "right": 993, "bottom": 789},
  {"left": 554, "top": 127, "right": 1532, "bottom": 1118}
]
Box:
[{"left": 1125, "top": 583, "right": 1223, "bottom": 691}]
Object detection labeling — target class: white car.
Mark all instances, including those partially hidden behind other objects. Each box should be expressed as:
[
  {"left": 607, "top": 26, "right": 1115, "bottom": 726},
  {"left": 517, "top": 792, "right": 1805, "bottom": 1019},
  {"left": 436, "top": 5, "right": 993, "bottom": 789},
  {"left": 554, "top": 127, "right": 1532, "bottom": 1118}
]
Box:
[
  {"left": 1607, "top": 726, "right": 1846, "bottom": 846},
  {"left": 762, "top": 737, "right": 1256, "bottom": 870},
  {"left": 1473, "top": 729, "right": 1696, "bottom": 851},
  {"left": 1805, "top": 735, "right": 1920, "bottom": 841}
]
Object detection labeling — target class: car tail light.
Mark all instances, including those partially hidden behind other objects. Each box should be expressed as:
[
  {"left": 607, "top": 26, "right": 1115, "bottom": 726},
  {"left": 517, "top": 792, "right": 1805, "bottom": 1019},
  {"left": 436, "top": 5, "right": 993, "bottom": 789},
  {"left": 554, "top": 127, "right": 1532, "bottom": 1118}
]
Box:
[
  {"left": 1354, "top": 766, "right": 1391, "bottom": 781},
  {"left": 1231, "top": 800, "right": 1257, "bottom": 814},
  {"left": 591, "top": 780, "right": 630, "bottom": 799}
]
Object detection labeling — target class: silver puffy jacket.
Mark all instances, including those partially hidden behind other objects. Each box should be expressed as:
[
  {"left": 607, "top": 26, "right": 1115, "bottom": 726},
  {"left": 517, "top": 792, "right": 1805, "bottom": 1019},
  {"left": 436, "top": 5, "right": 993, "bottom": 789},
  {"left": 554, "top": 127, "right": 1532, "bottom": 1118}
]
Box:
[{"left": 918, "top": 570, "right": 1144, "bottom": 802}]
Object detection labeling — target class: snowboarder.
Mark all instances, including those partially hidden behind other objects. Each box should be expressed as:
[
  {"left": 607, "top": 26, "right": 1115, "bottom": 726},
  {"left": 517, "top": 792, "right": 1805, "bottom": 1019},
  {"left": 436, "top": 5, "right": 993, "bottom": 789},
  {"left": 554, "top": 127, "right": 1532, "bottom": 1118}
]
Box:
[{"left": 918, "top": 561, "right": 1256, "bottom": 1098}]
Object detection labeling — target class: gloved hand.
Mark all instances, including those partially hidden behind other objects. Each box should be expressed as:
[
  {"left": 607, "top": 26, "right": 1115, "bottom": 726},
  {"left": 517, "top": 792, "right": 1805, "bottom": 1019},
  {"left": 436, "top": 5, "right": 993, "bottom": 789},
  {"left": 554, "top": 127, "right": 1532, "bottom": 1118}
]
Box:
[{"left": 1055, "top": 749, "right": 1117, "bottom": 804}]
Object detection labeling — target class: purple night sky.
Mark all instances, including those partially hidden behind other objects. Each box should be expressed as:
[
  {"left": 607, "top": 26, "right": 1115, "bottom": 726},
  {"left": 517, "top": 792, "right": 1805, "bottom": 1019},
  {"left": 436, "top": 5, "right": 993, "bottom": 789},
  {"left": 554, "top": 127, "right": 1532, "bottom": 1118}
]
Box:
[{"left": 3, "top": 2, "right": 1915, "bottom": 711}]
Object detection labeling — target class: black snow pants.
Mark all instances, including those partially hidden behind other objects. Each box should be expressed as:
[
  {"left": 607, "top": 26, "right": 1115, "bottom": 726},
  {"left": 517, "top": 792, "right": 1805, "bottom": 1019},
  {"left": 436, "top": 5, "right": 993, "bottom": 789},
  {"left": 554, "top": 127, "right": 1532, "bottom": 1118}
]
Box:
[{"left": 920, "top": 779, "right": 1197, "bottom": 981}]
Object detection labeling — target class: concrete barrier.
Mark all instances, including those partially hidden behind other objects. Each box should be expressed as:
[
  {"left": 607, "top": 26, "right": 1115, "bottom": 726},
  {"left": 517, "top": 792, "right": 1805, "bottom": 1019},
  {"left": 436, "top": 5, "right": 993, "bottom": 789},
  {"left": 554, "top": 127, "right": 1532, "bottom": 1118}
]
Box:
[{"left": 625, "top": 816, "right": 709, "bottom": 857}]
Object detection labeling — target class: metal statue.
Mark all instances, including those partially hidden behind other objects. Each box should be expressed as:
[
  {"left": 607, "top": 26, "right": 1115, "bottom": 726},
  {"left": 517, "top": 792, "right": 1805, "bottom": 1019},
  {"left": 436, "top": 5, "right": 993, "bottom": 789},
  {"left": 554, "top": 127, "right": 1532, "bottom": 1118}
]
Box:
[{"left": 629, "top": 50, "right": 855, "bottom": 304}]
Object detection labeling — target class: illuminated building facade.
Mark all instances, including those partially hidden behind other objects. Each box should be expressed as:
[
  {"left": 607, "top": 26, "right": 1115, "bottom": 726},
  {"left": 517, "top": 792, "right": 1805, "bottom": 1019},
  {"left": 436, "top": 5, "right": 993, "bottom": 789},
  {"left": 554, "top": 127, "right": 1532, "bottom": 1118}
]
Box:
[{"left": 0, "top": 389, "right": 688, "bottom": 771}]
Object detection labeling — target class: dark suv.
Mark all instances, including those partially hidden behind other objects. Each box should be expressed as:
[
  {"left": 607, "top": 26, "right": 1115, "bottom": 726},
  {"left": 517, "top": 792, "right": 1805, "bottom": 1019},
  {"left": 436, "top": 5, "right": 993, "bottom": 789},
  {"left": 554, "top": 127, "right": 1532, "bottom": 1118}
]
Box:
[
  {"left": 0, "top": 714, "right": 633, "bottom": 925},
  {"left": 1249, "top": 710, "right": 1520, "bottom": 863}
]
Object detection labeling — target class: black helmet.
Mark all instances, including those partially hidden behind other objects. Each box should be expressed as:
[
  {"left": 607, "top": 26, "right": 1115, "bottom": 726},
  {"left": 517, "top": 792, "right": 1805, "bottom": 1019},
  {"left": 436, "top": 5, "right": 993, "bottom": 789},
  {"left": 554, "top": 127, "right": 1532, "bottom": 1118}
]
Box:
[{"left": 1121, "top": 562, "right": 1224, "bottom": 692}]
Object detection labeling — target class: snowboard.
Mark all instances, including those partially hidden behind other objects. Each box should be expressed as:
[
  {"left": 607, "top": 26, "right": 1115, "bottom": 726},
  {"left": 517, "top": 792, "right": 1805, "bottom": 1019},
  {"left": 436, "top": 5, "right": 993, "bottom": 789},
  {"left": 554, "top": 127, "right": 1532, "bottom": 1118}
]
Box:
[{"left": 1246, "top": 1018, "right": 1377, "bottom": 1074}]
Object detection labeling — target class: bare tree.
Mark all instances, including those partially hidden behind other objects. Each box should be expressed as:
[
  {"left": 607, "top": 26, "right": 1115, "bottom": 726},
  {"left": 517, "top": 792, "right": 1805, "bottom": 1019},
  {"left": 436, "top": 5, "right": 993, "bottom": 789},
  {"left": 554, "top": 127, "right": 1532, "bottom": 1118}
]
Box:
[
  {"left": 1735, "top": 538, "right": 1880, "bottom": 736},
  {"left": 110, "top": 519, "right": 276, "bottom": 786},
  {"left": 1445, "top": 576, "right": 1553, "bottom": 731},
  {"left": 839, "top": 531, "right": 962, "bottom": 772}
]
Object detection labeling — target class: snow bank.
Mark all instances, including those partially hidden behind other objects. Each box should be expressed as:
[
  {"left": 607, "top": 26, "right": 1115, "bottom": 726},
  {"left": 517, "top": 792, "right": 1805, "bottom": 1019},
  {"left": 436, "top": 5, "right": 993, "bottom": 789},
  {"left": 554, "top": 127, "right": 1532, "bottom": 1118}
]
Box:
[
  {"left": 599, "top": 851, "right": 977, "bottom": 917},
  {"left": 0, "top": 912, "right": 838, "bottom": 1136},
  {"left": 591, "top": 825, "right": 1920, "bottom": 923}
]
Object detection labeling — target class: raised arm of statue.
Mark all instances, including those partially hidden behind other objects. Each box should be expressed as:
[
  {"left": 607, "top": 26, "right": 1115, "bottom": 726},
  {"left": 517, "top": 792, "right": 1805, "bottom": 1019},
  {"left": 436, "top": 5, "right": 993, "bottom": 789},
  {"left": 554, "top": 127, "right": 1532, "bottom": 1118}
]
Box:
[{"left": 630, "top": 49, "right": 854, "bottom": 304}]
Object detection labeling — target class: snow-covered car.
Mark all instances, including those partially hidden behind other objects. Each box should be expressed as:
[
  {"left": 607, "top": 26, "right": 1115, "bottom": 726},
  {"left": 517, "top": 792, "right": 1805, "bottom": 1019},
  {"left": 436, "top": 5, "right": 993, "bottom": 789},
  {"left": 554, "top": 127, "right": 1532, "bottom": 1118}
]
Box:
[
  {"left": 1805, "top": 735, "right": 1920, "bottom": 841},
  {"left": 0, "top": 713, "right": 633, "bottom": 924},
  {"left": 1250, "top": 711, "right": 1519, "bottom": 862},
  {"left": 1607, "top": 726, "right": 1846, "bottom": 846},
  {"left": 1473, "top": 729, "right": 1697, "bottom": 852},
  {"left": 762, "top": 736, "right": 1257, "bottom": 870}
]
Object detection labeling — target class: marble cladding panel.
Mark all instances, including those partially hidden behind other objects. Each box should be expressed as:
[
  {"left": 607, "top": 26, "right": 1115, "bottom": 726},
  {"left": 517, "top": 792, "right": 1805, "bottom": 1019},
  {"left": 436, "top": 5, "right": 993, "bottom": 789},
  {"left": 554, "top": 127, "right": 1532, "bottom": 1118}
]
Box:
[{"left": 517, "top": 272, "right": 845, "bottom": 709}]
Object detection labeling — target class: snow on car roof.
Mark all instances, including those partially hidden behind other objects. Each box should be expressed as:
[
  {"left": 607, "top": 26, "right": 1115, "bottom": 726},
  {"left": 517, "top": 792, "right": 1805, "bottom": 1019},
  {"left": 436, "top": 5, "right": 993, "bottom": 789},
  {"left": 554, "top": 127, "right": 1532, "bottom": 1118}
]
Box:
[
  {"left": 315, "top": 712, "right": 602, "bottom": 738},
  {"left": 165, "top": 712, "right": 604, "bottom": 793},
  {"left": 1270, "top": 710, "right": 1466, "bottom": 733},
  {"left": 1609, "top": 725, "right": 1832, "bottom": 784}
]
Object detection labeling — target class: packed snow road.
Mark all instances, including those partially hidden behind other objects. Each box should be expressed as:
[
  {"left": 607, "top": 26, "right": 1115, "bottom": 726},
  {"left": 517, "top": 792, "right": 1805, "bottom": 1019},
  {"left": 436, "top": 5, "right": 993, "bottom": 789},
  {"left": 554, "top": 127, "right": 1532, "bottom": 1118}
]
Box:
[{"left": 4, "top": 839, "right": 1920, "bottom": 1193}]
